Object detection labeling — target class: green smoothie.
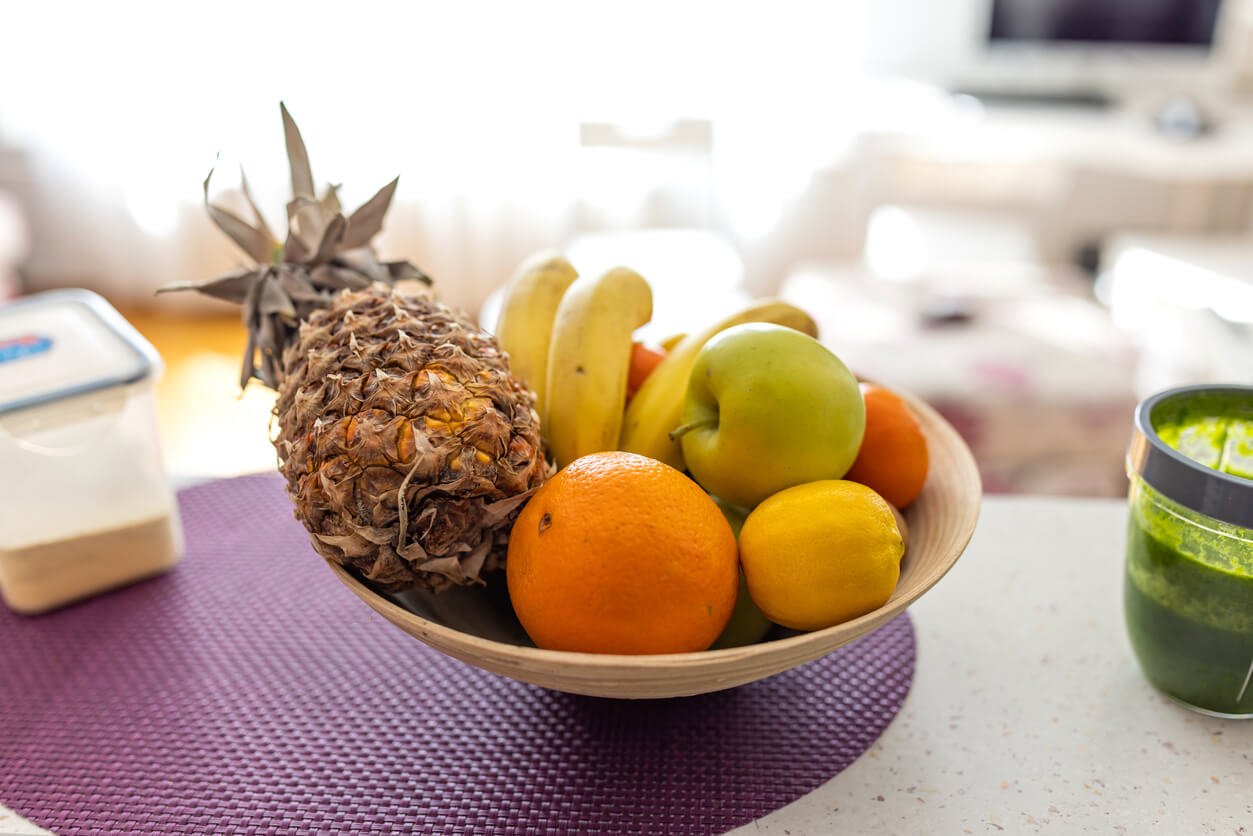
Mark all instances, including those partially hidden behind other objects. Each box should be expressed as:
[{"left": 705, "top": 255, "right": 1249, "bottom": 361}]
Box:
[
  {"left": 1124, "top": 394, "right": 1253, "bottom": 717},
  {"left": 1152, "top": 393, "right": 1253, "bottom": 481},
  {"left": 1125, "top": 480, "right": 1253, "bottom": 716}
]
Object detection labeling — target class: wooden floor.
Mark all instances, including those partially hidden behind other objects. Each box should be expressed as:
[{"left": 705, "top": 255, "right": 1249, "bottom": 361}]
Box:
[{"left": 119, "top": 307, "right": 279, "bottom": 479}]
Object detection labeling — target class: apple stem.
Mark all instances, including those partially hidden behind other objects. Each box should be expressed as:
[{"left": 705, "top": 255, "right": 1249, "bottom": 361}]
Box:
[{"left": 668, "top": 419, "right": 718, "bottom": 442}]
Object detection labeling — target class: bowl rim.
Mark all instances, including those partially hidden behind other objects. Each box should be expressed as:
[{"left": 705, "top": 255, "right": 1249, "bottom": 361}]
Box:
[{"left": 327, "top": 388, "right": 981, "bottom": 670}]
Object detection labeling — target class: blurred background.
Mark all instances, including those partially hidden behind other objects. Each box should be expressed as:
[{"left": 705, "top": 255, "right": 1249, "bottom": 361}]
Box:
[{"left": 2, "top": 0, "right": 1252, "bottom": 492}]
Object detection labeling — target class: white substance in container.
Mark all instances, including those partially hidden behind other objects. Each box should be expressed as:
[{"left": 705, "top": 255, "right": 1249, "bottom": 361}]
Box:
[{"left": 0, "top": 289, "right": 184, "bottom": 613}]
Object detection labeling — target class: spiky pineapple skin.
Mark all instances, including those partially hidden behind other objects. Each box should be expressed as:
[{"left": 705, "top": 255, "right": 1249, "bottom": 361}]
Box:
[{"left": 274, "top": 285, "right": 551, "bottom": 592}]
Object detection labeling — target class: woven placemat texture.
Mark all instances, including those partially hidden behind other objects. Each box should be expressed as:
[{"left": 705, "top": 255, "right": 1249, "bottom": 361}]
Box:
[{"left": 0, "top": 473, "right": 915, "bottom": 835}]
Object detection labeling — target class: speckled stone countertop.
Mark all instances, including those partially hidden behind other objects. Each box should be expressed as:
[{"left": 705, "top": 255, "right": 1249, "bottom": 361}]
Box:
[
  {"left": 3, "top": 496, "right": 1249, "bottom": 835},
  {"left": 734, "top": 496, "right": 1252, "bottom": 834}
]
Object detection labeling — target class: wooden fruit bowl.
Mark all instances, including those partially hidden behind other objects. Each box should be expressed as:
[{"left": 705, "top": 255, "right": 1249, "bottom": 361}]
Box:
[{"left": 328, "top": 390, "right": 981, "bottom": 699}]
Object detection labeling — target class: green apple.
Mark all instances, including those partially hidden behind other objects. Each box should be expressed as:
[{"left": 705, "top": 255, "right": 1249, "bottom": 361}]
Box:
[
  {"left": 716, "top": 501, "right": 771, "bottom": 651},
  {"left": 712, "top": 570, "right": 774, "bottom": 648},
  {"left": 712, "top": 496, "right": 749, "bottom": 539},
  {"left": 674, "top": 323, "right": 865, "bottom": 509},
  {"left": 710, "top": 498, "right": 774, "bottom": 648}
]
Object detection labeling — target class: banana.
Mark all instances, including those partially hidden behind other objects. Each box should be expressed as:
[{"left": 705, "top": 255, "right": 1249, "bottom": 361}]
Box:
[
  {"left": 545, "top": 267, "right": 653, "bottom": 468},
  {"left": 658, "top": 332, "right": 688, "bottom": 352},
  {"left": 618, "top": 299, "right": 818, "bottom": 469},
  {"left": 493, "top": 251, "right": 579, "bottom": 420}
]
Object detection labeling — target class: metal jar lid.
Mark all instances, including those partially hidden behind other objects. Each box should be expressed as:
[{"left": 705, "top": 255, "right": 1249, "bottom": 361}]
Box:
[{"left": 1127, "top": 384, "right": 1253, "bottom": 529}]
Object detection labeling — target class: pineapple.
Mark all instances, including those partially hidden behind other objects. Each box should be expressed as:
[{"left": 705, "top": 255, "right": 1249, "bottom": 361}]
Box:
[{"left": 165, "top": 105, "right": 551, "bottom": 592}]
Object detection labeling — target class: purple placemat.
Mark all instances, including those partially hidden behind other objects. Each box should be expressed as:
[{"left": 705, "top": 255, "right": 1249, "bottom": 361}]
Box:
[{"left": 0, "top": 473, "right": 915, "bottom": 835}]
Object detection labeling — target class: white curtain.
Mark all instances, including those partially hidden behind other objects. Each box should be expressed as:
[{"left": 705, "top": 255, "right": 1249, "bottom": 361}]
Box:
[{"left": 0, "top": 1, "right": 876, "bottom": 314}]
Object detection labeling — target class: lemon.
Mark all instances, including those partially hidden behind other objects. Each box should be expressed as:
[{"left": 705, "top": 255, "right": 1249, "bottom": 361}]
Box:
[{"left": 739, "top": 480, "right": 903, "bottom": 631}]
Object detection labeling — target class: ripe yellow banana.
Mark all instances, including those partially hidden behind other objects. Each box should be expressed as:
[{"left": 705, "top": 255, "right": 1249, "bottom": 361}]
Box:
[
  {"left": 493, "top": 251, "right": 579, "bottom": 420},
  {"left": 618, "top": 299, "right": 818, "bottom": 470},
  {"left": 545, "top": 267, "right": 654, "bottom": 468},
  {"left": 658, "top": 332, "right": 688, "bottom": 352}
]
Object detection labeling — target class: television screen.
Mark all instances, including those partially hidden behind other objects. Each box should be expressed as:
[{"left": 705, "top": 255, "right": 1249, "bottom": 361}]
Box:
[{"left": 989, "top": 0, "right": 1222, "bottom": 46}]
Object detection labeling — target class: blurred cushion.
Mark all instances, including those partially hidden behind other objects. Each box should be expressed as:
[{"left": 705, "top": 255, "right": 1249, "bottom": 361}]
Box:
[{"left": 782, "top": 262, "right": 1138, "bottom": 496}]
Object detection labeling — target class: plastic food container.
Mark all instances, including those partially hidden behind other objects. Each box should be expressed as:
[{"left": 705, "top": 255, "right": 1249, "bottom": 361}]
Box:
[
  {"left": 1124, "top": 384, "right": 1253, "bottom": 718},
  {"left": 0, "top": 289, "right": 183, "bottom": 614}
]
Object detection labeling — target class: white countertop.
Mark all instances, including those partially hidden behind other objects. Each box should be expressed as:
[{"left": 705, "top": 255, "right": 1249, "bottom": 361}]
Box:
[
  {"left": 3, "top": 495, "right": 1250, "bottom": 835},
  {"left": 734, "top": 495, "right": 1252, "bottom": 835}
]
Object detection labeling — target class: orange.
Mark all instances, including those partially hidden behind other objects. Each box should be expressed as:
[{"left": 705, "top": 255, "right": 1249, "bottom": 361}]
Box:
[
  {"left": 626, "top": 342, "right": 666, "bottom": 401},
  {"left": 739, "top": 480, "right": 903, "bottom": 631},
  {"left": 507, "top": 451, "right": 738, "bottom": 654},
  {"left": 844, "top": 383, "right": 929, "bottom": 508}
]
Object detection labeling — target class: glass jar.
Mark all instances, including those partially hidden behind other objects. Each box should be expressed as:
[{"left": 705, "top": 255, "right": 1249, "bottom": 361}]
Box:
[{"left": 1124, "top": 384, "right": 1252, "bottom": 718}]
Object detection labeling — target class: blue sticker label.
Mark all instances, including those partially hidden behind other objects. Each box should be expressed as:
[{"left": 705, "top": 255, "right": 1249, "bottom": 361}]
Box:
[{"left": 0, "top": 334, "right": 54, "bottom": 364}]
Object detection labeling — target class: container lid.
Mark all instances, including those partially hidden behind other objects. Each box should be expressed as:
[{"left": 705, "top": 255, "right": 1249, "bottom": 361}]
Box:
[
  {"left": 0, "top": 289, "right": 159, "bottom": 417},
  {"left": 1128, "top": 384, "right": 1253, "bottom": 528}
]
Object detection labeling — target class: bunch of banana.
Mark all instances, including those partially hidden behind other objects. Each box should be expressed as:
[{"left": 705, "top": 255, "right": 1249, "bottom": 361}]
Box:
[
  {"left": 495, "top": 255, "right": 654, "bottom": 468},
  {"left": 618, "top": 300, "right": 818, "bottom": 470},
  {"left": 496, "top": 251, "right": 818, "bottom": 473}
]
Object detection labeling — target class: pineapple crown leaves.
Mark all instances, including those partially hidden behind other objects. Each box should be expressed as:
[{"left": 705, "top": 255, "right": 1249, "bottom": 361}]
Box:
[{"left": 160, "top": 102, "right": 431, "bottom": 390}]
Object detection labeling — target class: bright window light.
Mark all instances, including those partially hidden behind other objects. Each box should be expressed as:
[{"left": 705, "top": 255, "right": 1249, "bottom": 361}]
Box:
[
  {"left": 865, "top": 206, "right": 926, "bottom": 281},
  {"left": 1109, "top": 248, "right": 1253, "bottom": 327}
]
